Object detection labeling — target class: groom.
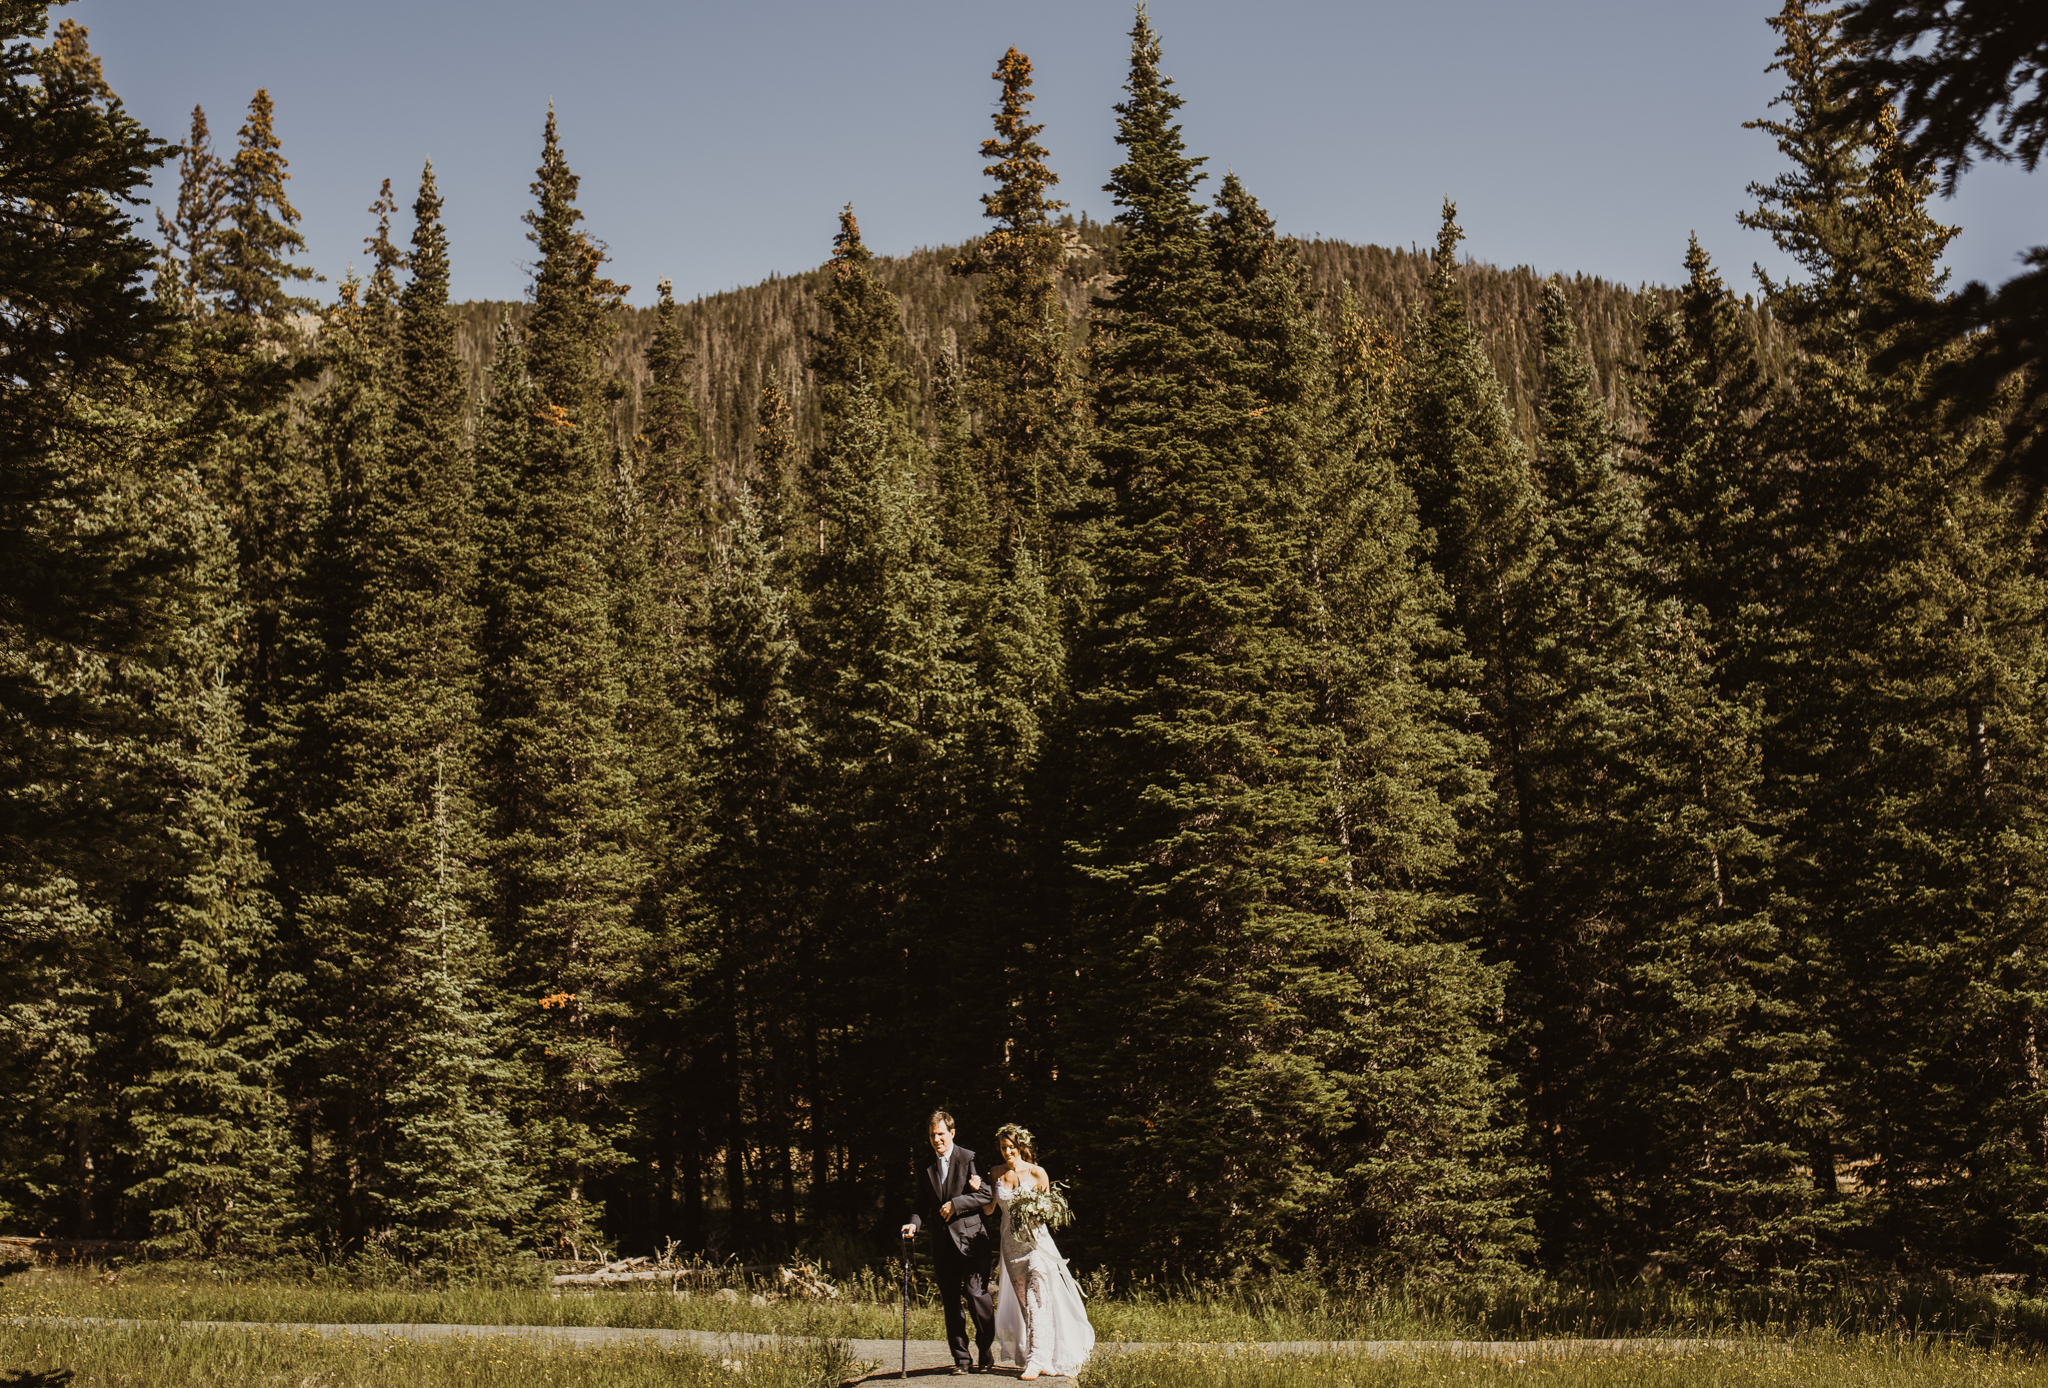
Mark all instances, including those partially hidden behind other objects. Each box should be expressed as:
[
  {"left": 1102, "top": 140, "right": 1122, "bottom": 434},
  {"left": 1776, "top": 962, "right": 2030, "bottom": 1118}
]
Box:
[{"left": 899, "top": 1109, "right": 996, "bottom": 1374}]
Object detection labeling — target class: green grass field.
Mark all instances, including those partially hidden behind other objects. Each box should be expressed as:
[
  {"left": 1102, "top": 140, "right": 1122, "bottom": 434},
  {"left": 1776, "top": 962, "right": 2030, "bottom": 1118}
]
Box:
[
  {"left": 13, "top": 1260, "right": 2048, "bottom": 1346},
  {"left": 0, "top": 1320, "right": 855, "bottom": 1388},
  {"left": 1081, "top": 1342, "right": 2048, "bottom": 1388},
  {"left": 8, "top": 1322, "right": 2048, "bottom": 1388},
  {"left": 13, "top": 1261, "right": 2048, "bottom": 1386}
]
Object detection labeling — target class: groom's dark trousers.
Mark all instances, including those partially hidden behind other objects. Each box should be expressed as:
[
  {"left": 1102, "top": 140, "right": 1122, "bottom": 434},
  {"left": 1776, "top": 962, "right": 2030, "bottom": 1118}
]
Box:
[{"left": 905, "top": 1144, "right": 996, "bottom": 1368}]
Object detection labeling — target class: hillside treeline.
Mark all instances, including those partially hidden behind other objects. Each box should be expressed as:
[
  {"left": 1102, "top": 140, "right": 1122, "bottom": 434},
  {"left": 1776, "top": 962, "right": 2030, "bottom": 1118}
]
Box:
[
  {"left": 453, "top": 231, "right": 1786, "bottom": 514},
  {"left": 6, "top": 0, "right": 2045, "bottom": 1286}
]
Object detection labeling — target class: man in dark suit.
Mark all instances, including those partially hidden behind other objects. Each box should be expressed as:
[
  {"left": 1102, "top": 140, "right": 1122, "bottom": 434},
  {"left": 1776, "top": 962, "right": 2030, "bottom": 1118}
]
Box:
[{"left": 898, "top": 1109, "right": 996, "bottom": 1373}]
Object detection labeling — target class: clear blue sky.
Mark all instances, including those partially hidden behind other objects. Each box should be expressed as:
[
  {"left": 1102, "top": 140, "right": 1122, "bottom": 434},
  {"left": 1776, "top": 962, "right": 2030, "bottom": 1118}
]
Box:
[{"left": 73, "top": 0, "right": 2042, "bottom": 308}]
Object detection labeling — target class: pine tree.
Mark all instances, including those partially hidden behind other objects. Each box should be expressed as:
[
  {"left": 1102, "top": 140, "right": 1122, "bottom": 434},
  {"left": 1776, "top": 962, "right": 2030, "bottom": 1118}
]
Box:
[
  {"left": 1228, "top": 197, "right": 1530, "bottom": 1271},
  {"left": 1061, "top": 12, "right": 1388, "bottom": 1269},
  {"left": 607, "top": 273, "right": 709, "bottom": 1249},
  {"left": 0, "top": 3, "right": 300, "bottom": 1245},
  {"left": 1530, "top": 278, "right": 1810, "bottom": 1273},
  {"left": 216, "top": 88, "right": 321, "bottom": 704},
  {"left": 119, "top": 470, "right": 298, "bottom": 1257},
  {"left": 950, "top": 46, "right": 1086, "bottom": 556},
  {"left": 1624, "top": 242, "right": 1823, "bottom": 1274},
  {"left": 807, "top": 205, "right": 919, "bottom": 510},
  {"left": 472, "top": 109, "right": 648, "bottom": 1255},
  {"left": 1394, "top": 199, "right": 1548, "bottom": 1004},
  {"left": 218, "top": 89, "right": 316, "bottom": 323},
  {"left": 279, "top": 165, "right": 528, "bottom": 1259},
  {"left": 373, "top": 163, "right": 529, "bottom": 1260},
  {"left": 701, "top": 485, "right": 812, "bottom": 1243},
  {"left": 1, "top": 0, "right": 173, "bottom": 863},
  {"left": 1837, "top": 0, "right": 2048, "bottom": 485},
  {"left": 270, "top": 253, "right": 392, "bottom": 1242},
  {"left": 1635, "top": 238, "right": 1773, "bottom": 628},
  {"left": 795, "top": 373, "right": 970, "bottom": 1226},
  {"left": 153, "top": 105, "right": 224, "bottom": 319},
  {"left": 929, "top": 332, "right": 1067, "bottom": 1131},
  {"left": 1514, "top": 280, "right": 1660, "bottom": 1255},
  {"left": 640, "top": 276, "right": 710, "bottom": 570},
  {"left": 1739, "top": 0, "right": 2048, "bottom": 1269}
]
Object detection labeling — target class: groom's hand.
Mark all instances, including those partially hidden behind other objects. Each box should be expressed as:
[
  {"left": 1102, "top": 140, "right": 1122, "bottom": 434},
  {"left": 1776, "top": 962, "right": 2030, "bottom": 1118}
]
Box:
[
  {"left": 899, "top": 1222, "right": 916, "bottom": 1239},
  {"left": 939, "top": 1201, "right": 954, "bottom": 1221}
]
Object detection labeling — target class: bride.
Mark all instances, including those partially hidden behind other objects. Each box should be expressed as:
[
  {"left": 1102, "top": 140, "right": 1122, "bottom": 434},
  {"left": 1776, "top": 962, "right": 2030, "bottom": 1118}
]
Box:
[{"left": 973, "top": 1124, "right": 1094, "bottom": 1379}]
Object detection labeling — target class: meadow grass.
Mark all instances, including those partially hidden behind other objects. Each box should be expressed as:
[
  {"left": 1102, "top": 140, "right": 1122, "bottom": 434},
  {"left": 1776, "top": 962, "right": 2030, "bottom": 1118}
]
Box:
[
  {"left": 14, "top": 1259, "right": 2048, "bottom": 1347},
  {"left": 0, "top": 1320, "right": 857, "bottom": 1388},
  {"left": 1081, "top": 1340, "right": 2048, "bottom": 1388},
  {"left": 9, "top": 1320, "right": 2048, "bottom": 1388},
  {"left": 1, "top": 1263, "right": 932, "bottom": 1340}
]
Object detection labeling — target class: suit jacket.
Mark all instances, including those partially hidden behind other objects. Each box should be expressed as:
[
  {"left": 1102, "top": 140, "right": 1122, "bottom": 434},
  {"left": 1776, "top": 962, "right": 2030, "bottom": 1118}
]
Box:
[{"left": 906, "top": 1143, "right": 994, "bottom": 1260}]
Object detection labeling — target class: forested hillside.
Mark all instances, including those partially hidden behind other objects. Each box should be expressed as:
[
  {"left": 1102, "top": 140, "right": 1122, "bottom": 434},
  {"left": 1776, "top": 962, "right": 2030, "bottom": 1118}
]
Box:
[
  {"left": 6, "top": 0, "right": 2045, "bottom": 1289},
  {"left": 453, "top": 229, "right": 1791, "bottom": 511}
]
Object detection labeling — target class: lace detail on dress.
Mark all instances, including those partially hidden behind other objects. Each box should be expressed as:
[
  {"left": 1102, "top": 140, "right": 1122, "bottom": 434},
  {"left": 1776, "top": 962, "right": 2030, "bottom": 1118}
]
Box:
[
  {"left": 991, "top": 1177, "right": 1094, "bottom": 1377},
  {"left": 1018, "top": 1260, "right": 1050, "bottom": 1372}
]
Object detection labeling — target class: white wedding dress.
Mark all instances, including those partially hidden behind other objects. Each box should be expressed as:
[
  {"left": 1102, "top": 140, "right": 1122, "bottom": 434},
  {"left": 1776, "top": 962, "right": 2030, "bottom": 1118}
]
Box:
[{"left": 991, "top": 1176, "right": 1095, "bottom": 1377}]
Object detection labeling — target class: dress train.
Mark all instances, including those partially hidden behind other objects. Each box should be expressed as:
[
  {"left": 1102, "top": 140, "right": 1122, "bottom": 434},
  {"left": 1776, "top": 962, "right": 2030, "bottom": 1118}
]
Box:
[{"left": 992, "top": 1181, "right": 1094, "bottom": 1377}]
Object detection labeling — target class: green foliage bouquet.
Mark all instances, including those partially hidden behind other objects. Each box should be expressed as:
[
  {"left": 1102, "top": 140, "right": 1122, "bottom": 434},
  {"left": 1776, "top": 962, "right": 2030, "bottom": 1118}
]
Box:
[{"left": 1006, "top": 1182, "right": 1072, "bottom": 1238}]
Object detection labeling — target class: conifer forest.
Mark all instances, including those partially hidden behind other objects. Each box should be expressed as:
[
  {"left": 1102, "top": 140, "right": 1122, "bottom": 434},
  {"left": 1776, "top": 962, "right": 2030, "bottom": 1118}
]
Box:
[{"left": 7, "top": 0, "right": 2048, "bottom": 1286}]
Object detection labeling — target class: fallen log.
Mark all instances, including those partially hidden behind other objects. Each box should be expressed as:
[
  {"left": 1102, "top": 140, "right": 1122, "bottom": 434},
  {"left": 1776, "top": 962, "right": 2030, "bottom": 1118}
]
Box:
[
  {"left": 549, "top": 1262, "right": 773, "bottom": 1288},
  {"left": 776, "top": 1263, "right": 839, "bottom": 1299},
  {"left": 552, "top": 1269, "right": 695, "bottom": 1287}
]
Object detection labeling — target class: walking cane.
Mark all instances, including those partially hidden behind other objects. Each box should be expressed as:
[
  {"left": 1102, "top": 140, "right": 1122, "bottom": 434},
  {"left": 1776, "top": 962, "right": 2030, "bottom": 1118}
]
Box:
[{"left": 900, "top": 1228, "right": 912, "bottom": 1379}]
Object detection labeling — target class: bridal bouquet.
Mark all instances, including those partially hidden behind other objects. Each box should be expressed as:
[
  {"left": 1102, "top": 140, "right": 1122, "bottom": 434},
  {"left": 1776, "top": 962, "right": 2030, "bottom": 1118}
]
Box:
[{"left": 1006, "top": 1182, "right": 1073, "bottom": 1236}]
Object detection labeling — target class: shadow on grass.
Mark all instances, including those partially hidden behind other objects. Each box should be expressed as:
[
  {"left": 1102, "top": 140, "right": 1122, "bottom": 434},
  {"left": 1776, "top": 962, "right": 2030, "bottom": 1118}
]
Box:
[{"left": 2, "top": 1371, "right": 75, "bottom": 1388}]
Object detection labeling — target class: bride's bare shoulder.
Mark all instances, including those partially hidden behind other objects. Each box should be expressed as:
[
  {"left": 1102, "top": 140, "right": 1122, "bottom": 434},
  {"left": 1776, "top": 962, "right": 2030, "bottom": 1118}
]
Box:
[{"left": 1030, "top": 1162, "right": 1050, "bottom": 1189}]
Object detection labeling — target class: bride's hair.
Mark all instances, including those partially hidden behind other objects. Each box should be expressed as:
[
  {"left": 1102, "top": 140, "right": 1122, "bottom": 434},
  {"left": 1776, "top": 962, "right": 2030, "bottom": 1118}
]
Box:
[{"left": 994, "top": 1123, "right": 1036, "bottom": 1162}]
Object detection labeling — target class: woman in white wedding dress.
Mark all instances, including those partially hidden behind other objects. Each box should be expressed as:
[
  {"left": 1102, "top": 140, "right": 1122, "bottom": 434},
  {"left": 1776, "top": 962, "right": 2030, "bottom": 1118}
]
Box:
[{"left": 978, "top": 1124, "right": 1094, "bottom": 1379}]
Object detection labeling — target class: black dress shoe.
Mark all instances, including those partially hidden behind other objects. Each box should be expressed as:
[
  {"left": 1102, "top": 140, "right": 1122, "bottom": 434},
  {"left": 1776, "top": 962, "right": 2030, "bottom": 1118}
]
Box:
[{"left": 977, "top": 1358, "right": 995, "bottom": 1373}]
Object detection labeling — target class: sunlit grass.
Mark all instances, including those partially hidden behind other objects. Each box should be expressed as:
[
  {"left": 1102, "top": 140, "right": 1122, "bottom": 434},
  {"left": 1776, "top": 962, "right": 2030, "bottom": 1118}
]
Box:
[
  {"left": 1, "top": 1263, "right": 939, "bottom": 1340},
  {"left": 1078, "top": 1340, "right": 2048, "bottom": 1388},
  {"left": 0, "top": 1320, "right": 859, "bottom": 1388},
  {"left": 11, "top": 1319, "right": 2048, "bottom": 1388},
  {"left": 13, "top": 1258, "right": 2048, "bottom": 1355}
]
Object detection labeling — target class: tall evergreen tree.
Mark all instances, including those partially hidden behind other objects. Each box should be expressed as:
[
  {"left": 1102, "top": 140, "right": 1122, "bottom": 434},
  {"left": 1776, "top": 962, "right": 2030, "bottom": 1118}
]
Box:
[
  {"left": 1635, "top": 238, "right": 1774, "bottom": 629},
  {"left": 1062, "top": 12, "right": 1419, "bottom": 1269},
  {"left": 1625, "top": 243, "right": 1824, "bottom": 1275},
  {"left": 795, "top": 373, "right": 970, "bottom": 1225},
  {"left": 700, "top": 484, "right": 812, "bottom": 1244},
  {"left": 607, "top": 273, "right": 709, "bottom": 1249},
  {"left": 807, "top": 205, "right": 919, "bottom": 518},
  {"left": 1395, "top": 200, "right": 1547, "bottom": 990},
  {"left": 208, "top": 89, "right": 321, "bottom": 728},
  {"left": 1739, "top": 0, "right": 2048, "bottom": 1269},
  {"left": 153, "top": 104, "right": 224, "bottom": 319},
  {"left": 1, "top": 0, "right": 172, "bottom": 869},
  {"left": 951, "top": 46, "right": 1086, "bottom": 558},
  {"left": 1224, "top": 191, "right": 1530, "bottom": 1270},
  {"left": 1530, "top": 279, "right": 1806, "bottom": 1273},
  {"left": 1836, "top": 0, "right": 2048, "bottom": 485},
  {"left": 281, "top": 166, "right": 527, "bottom": 1258},
  {"left": 0, "top": 4, "right": 297, "bottom": 1248},
  {"left": 472, "top": 109, "right": 648, "bottom": 1255},
  {"left": 119, "top": 468, "right": 298, "bottom": 1257}
]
